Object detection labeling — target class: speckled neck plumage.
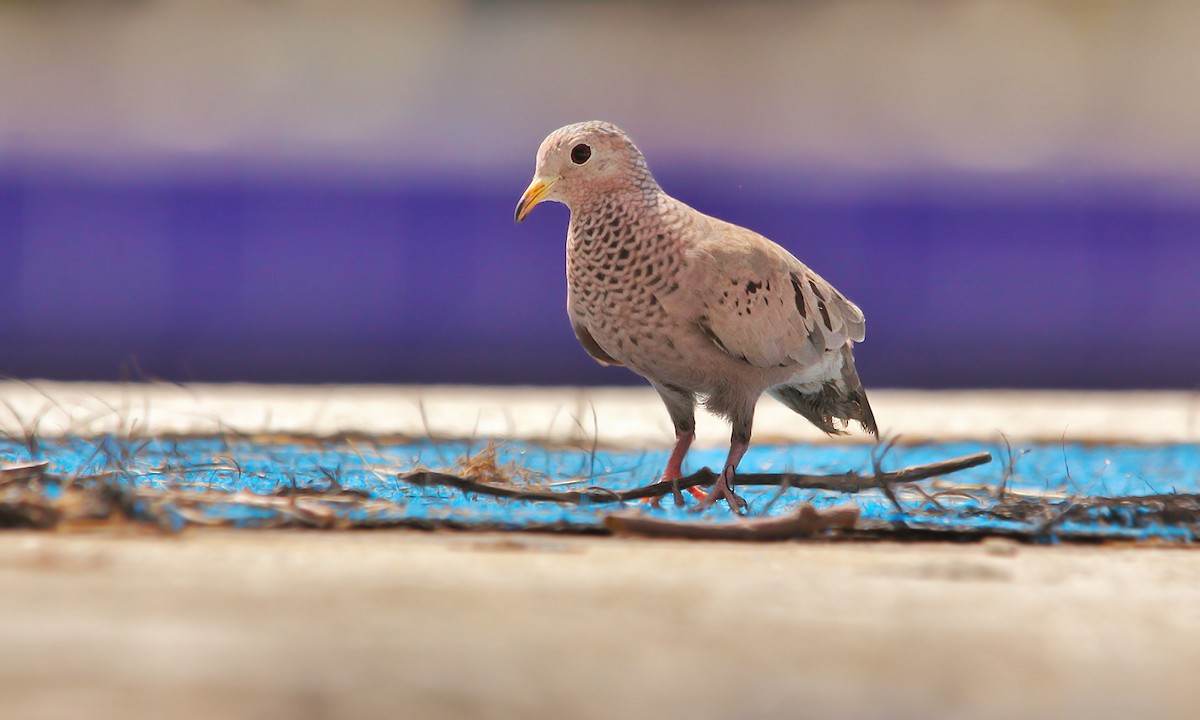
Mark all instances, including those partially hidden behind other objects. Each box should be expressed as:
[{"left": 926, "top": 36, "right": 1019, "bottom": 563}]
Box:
[{"left": 566, "top": 187, "right": 690, "bottom": 313}]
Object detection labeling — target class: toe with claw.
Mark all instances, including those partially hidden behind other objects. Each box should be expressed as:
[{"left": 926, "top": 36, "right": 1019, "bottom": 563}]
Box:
[{"left": 695, "top": 466, "right": 748, "bottom": 513}]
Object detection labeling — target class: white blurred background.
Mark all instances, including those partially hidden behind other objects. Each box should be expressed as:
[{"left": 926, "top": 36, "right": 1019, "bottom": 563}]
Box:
[{"left": 3, "top": 0, "right": 1199, "bottom": 179}]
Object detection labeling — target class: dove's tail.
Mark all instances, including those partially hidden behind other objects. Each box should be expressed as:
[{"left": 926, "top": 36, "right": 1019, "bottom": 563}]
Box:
[{"left": 769, "top": 346, "right": 878, "bottom": 437}]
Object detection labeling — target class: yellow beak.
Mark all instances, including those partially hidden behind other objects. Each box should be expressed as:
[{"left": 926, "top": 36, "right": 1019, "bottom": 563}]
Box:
[{"left": 514, "top": 175, "right": 559, "bottom": 223}]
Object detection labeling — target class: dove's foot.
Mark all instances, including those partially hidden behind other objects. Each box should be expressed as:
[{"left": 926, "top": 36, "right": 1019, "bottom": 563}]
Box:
[
  {"left": 646, "top": 469, "right": 705, "bottom": 508},
  {"left": 695, "top": 467, "right": 748, "bottom": 513}
]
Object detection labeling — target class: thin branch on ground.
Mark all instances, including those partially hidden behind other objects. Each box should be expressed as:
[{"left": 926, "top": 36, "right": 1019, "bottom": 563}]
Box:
[{"left": 400, "top": 451, "right": 994, "bottom": 505}]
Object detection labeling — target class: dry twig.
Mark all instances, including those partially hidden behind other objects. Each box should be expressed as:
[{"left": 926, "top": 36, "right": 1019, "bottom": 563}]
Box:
[
  {"left": 401, "top": 451, "right": 994, "bottom": 505},
  {"left": 604, "top": 503, "right": 859, "bottom": 540}
]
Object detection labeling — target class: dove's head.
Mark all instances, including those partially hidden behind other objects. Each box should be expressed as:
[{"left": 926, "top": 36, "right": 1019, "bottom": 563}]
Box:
[{"left": 515, "top": 121, "right": 655, "bottom": 223}]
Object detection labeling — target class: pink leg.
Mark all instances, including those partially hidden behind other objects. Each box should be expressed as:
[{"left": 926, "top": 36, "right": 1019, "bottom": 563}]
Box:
[
  {"left": 651, "top": 429, "right": 695, "bottom": 507},
  {"left": 697, "top": 436, "right": 750, "bottom": 513},
  {"left": 662, "top": 430, "right": 694, "bottom": 481}
]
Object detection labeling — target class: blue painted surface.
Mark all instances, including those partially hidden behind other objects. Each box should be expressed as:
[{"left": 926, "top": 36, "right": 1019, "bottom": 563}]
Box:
[
  {"left": 4, "top": 437, "right": 1198, "bottom": 540},
  {"left": 0, "top": 164, "right": 1197, "bottom": 388}
]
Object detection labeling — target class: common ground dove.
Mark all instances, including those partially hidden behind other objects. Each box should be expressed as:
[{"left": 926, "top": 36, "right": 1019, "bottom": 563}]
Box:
[{"left": 515, "top": 121, "right": 877, "bottom": 511}]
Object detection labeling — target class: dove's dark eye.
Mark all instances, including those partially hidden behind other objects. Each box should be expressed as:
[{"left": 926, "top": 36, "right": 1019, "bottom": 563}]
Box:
[{"left": 570, "top": 143, "right": 592, "bottom": 165}]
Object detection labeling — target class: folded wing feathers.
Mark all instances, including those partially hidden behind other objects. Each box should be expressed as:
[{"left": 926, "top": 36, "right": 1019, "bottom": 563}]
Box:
[{"left": 791, "top": 267, "right": 865, "bottom": 351}]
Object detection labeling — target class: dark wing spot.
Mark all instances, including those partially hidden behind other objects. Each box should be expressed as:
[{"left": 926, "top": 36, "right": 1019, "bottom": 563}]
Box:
[
  {"left": 745, "top": 280, "right": 761, "bottom": 294},
  {"left": 808, "top": 279, "right": 826, "bottom": 301},
  {"left": 790, "top": 273, "right": 808, "bottom": 318},
  {"left": 819, "top": 301, "right": 833, "bottom": 331}
]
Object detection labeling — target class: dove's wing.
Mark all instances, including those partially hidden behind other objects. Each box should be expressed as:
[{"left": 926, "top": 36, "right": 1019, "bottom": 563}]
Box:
[{"left": 680, "top": 222, "right": 865, "bottom": 371}]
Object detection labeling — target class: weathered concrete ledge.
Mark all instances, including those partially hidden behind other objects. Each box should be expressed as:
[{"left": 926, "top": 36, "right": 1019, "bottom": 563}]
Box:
[
  {"left": 1, "top": 381, "right": 1196, "bottom": 445},
  {"left": 0, "top": 530, "right": 1197, "bottom": 720}
]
